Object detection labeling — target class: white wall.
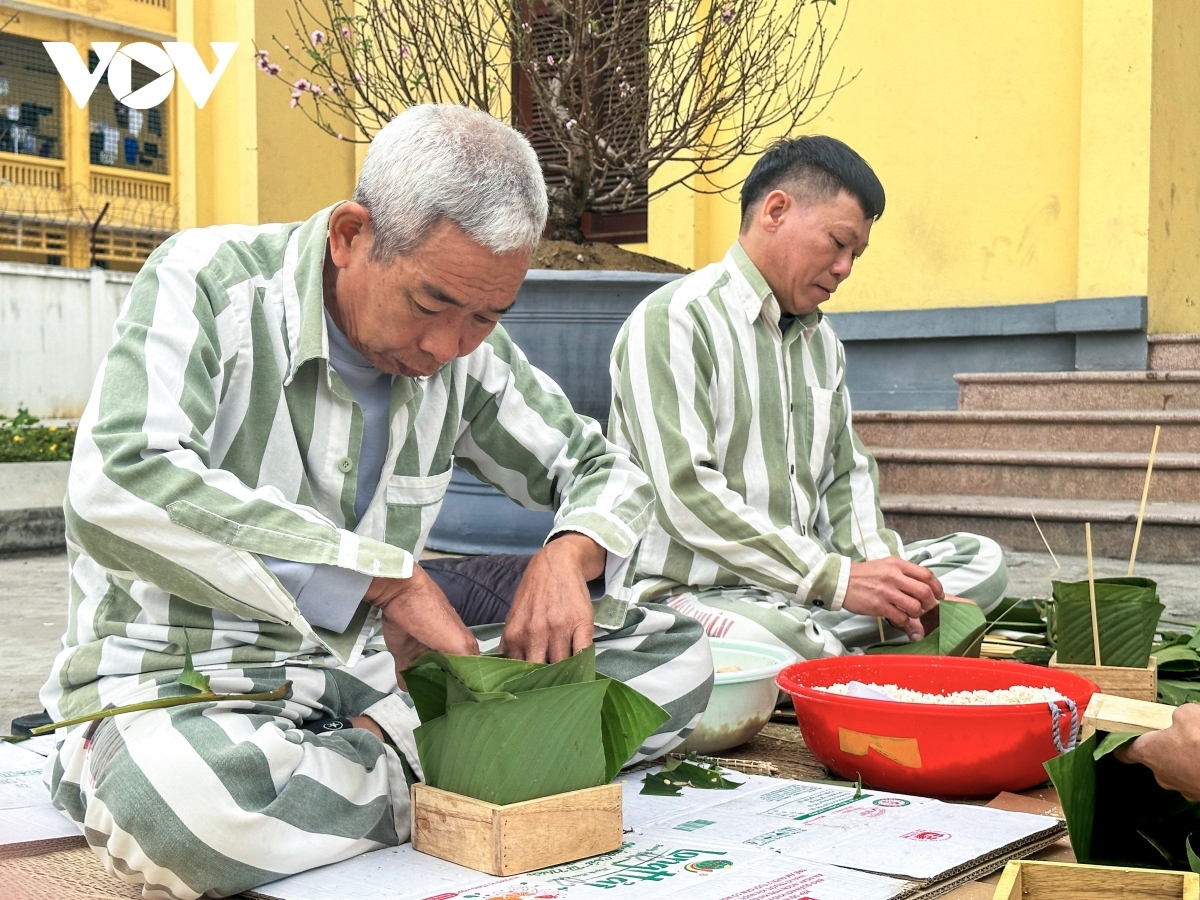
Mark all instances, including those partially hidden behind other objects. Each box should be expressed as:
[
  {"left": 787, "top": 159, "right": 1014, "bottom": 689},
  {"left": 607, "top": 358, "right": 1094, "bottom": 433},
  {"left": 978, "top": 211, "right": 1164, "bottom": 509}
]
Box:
[{"left": 0, "top": 262, "right": 136, "bottom": 419}]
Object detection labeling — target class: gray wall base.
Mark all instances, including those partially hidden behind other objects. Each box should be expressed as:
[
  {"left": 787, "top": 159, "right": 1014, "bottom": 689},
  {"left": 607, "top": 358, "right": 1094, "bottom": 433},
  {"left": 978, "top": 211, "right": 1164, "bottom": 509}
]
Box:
[{"left": 828, "top": 295, "right": 1149, "bottom": 411}]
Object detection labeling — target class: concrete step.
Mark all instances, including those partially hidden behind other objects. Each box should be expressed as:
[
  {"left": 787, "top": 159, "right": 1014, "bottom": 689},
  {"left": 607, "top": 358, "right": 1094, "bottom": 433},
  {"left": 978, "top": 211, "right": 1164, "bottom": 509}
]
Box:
[
  {"left": 1149, "top": 333, "right": 1200, "bottom": 371},
  {"left": 881, "top": 493, "right": 1200, "bottom": 563},
  {"left": 956, "top": 370, "right": 1200, "bottom": 411},
  {"left": 874, "top": 448, "right": 1200, "bottom": 501},
  {"left": 855, "top": 409, "right": 1200, "bottom": 454},
  {"left": 0, "top": 461, "right": 69, "bottom": 554}
]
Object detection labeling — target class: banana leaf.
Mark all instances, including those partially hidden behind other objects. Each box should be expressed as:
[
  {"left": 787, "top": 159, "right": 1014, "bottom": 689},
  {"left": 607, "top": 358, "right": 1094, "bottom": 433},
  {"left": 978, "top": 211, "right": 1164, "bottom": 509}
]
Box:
[
  {"left": 986, "top": 597, "right": 1049, "bottom": 632},
  {"left": 404, "top": 646, "right": 669, "bottom": 805},
  {"left": 866, "top": 598, "right": 988, "bottom": 657},
  {"left": 1053, "top": 577, "right": 1163, "bottom": 667},
  {"left": 1045, "top": 731, "right": 1200, "bottom": 871}
]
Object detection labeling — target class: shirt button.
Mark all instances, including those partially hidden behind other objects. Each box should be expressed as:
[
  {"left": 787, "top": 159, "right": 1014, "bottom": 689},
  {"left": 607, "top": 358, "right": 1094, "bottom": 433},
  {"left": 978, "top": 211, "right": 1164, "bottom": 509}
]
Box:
[
  {"left": 790, "top": 465, "right": 795, "bottom": 475},
  {"left": 813, "top": 600, "right": 825, "bottom": 608},
  {"left": 337, "top": 456, "right": 354, "bottom": 474}
]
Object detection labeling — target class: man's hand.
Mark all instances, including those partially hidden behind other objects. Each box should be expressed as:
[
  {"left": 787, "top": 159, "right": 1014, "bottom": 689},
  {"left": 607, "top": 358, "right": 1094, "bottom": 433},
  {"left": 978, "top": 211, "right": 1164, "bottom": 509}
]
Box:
[
  {"left": 366, "top": 564, "right": 479, "bottom": 681},
  {"left": 500, "top": 533, "right": 604, "bottom": 664},
  {"left": 842, "top": 558, "right": 944, "bottom": 641},
  {"left": 1116, "top": 703, "right": 1200, "bottom": 801}
]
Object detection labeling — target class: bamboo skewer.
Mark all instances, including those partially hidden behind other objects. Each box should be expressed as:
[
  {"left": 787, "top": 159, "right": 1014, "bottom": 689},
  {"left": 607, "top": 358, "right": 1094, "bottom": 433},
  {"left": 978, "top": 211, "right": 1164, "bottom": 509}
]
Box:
[
  {"left": 1030, "top": 512, "right": 1061, "bottom": 573},
  {"left": 1127, "top": 424, "right": 1161, "bottom": 576},
  {"left": 1085, "top": 522, "right": 1102, "bottom": 666}
]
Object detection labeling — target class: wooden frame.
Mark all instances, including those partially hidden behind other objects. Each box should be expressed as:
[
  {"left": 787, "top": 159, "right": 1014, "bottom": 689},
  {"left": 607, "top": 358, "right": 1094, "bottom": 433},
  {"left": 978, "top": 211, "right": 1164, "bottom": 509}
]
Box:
[
  {"left": 1049, "top": 652, "right": 1157, "bottom": 702},
  {"left": 993, "top": 859, "right": 1199, "bottom": 899},
  {"left": 1080, "top": 692, "right": 1176, "bottom": 740},
  {"left": 410, "top": 782, "right": 623, "bottom": 876}
]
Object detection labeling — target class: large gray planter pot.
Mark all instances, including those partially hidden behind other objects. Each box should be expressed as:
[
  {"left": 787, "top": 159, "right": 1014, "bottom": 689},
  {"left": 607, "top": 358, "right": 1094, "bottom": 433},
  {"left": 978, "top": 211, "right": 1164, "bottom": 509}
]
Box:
[{"left": 426, "top": 269, "right": 681, "bottom": 556}]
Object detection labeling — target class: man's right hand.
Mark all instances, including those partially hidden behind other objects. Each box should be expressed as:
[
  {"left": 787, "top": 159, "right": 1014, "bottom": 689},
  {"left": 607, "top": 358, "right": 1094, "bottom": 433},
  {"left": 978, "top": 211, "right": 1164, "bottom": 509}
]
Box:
[
  {"left": 365, "top": 564, "right": 479, "bottom": 682},
  {"left": 842, "top": 558, "right": 944, "bottom": 641}
]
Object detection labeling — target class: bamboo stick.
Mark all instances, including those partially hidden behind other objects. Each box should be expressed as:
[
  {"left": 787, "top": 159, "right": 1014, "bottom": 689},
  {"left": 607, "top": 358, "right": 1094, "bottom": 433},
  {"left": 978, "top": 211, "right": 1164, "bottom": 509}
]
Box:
[
  {"left": 1086, "top": 522, "right": 1102, "bottom": 666},
  {"left": 1030, "top": 512, "right": 1061, "bottom": 572},
  {"left": 1127, "top": 424, "right": 1161, "bottom": 576}
]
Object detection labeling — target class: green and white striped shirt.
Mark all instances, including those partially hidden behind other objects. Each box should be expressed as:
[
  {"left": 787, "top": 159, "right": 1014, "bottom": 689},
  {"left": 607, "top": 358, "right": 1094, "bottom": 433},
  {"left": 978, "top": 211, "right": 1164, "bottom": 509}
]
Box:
[
  {"left": 609, "top": 242, "right": 901, "bottom": 612},
  {"left": 43, "top": 205, "right": 652, "bottom": 720}
]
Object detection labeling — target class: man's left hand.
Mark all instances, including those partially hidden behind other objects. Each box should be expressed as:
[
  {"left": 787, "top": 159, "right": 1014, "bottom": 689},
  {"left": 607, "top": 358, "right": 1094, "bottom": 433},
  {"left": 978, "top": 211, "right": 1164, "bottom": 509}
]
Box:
[
  {"left": 500, "top": 533, "right": 605, "bottom": 663},
  {"left": 1116, "top": 703, "right": 1200, "bottom": 801}
]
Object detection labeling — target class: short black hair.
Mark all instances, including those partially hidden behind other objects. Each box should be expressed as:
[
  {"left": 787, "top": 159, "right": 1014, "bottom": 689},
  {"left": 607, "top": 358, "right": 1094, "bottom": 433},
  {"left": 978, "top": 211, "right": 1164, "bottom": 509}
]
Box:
[{"left": 740, "top": 135, "right": 885, "bottom": 229}]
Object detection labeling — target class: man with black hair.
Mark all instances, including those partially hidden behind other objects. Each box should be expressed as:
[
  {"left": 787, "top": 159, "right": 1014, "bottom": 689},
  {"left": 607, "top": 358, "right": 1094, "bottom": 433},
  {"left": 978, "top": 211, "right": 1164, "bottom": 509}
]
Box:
[{"left": 609, "top": 135, "right": 1007, "bottom": 657}]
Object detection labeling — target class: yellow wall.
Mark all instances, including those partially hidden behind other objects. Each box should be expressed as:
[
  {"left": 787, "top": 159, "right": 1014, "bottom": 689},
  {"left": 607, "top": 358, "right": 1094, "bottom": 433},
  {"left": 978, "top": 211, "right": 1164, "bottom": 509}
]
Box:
[
  {"left": 252, "top": 0, "right": 355, "bottom": 224},
  {"left": 641, "top": 0, "right": 1198, "bottom": 334}
]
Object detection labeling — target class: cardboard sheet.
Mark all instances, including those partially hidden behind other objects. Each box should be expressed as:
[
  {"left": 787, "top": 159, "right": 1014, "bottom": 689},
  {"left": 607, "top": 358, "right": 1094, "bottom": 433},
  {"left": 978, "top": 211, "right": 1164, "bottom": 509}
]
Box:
[
  {"left": 0, "top": 743, "right": 85, "bottom": 859},
  {"left": 252, "top": 771, "right": 1064, "bottom": 900},
  {"left": 251, "top": 835, "right": 914, "bottom": 900}
]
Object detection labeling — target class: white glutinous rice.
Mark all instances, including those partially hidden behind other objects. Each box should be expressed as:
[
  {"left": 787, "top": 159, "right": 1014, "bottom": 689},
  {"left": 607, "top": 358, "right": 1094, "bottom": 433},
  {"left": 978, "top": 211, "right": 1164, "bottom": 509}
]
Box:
[{"left": 816, "top": 682, "right": 1066, "bottom": 705}]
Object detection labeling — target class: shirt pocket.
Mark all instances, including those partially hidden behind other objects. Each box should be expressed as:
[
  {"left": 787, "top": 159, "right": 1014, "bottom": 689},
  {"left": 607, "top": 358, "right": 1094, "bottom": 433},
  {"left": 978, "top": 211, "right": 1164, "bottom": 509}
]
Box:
[
  {"left": 385, "top": 465, "right": 455, "bottom": 554},
  {"left": 804, "top": 386, "right": 846, "bottom": 485}
]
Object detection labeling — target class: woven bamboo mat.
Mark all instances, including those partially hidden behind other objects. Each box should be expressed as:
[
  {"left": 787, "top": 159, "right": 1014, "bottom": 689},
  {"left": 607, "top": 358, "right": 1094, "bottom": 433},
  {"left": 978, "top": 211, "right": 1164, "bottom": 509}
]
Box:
[{"left": 0, "top": 847, "right": 143, "bottom": 899}]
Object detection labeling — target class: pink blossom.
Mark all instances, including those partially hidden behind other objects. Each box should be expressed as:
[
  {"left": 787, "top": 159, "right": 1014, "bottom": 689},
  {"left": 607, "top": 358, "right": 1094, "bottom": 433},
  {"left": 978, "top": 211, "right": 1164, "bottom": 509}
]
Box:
[
  {"left": 354, "top": 73, "right": 364, "bottom": 84},
  {"left": 399, "top": 45, "right": 410, "bottom": 57},
  {"left": 311, "top": 30, "right": 326, "bottom": 45},
  {"left": 341, "top": 26, "right": 351, "bottom": 38},
  {"left": 546, "top": 55, "right": 555, "bottom": 66},
  {"left": 256, "top": 56, "right": 270, "bottom": 72},
  {"left": 289, "top": 91, "right": 301, "bottom": 108},
  {"left": 330, "top": 81, "right": 342, "bottom": 93},
  {"left": 310, "top": 83, "right": 323, "bottom": 96},
  {"left": 565, "top": 118, "right": 577, "bottom": 130},
  {"left": 266, "top": 63, "right": 280, "bottom": 76},
  {"left": 294, "top": 79, "right": 310, "bottom": 91},
  {"left": 719, "top": 7, "right": 735, "bottom": 23},
  {"left": 337, "top": 133, "right": 345, "bottom": 140}
]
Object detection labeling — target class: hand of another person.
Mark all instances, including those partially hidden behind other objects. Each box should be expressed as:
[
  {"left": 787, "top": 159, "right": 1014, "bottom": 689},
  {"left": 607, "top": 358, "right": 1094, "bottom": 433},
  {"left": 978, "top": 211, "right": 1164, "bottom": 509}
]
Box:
[
  {"left": 1115, "top": 703, "right": 1200, "bottom": 801},
  {"left": 500, "top": 532, "right": 604, "bottom": 664},
  {"left": 842, "top": 557, "right": 944, "bottom": 641},
  {"left": 365, "top": 564, "right": 479, "bottom": 683}
]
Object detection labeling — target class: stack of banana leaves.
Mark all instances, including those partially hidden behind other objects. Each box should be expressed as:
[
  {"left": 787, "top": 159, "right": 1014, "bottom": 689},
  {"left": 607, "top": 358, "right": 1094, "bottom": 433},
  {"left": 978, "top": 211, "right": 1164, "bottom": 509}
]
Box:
[{"left": 866, "top": 579, "right": 1197, "bottom": 707}]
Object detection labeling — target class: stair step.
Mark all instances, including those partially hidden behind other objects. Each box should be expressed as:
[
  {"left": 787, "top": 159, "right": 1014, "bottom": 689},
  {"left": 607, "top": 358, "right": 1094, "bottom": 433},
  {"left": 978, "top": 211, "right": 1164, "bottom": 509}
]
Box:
[
  {"left": 881, "top": 494, "right": 1200, "bottom": 563},
  {"left": 874, "top": 448, "right": 1200, "bottom": 501},
  {"left": 855, "top": 409, "right": 1199, "bottom": 453},
  {"left": 956, "top": 370, "right": 1200, "bottom": 411},
  {"left": 1149, "top": 334, "right": 1200, "bottom": 371}
]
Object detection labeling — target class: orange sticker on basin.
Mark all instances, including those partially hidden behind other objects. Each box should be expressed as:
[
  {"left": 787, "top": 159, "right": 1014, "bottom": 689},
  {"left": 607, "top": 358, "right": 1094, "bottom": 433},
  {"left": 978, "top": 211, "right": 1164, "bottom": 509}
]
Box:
[{"left": 838, "top": 728, "right": 923, "bottom": 768}]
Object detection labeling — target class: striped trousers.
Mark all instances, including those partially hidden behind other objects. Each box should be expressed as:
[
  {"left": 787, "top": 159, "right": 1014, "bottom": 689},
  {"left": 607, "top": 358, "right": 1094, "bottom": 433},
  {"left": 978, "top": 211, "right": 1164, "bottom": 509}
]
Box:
[
  {"left": 662, "top": 532, "right": 1008, "bottom": 660},
  {"left": 47, "top": 602, "right": 712, "bottom": 899}
]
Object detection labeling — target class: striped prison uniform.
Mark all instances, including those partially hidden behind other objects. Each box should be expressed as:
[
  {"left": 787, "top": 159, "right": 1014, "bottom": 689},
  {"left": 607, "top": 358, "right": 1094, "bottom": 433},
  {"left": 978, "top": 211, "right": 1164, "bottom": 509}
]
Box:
[
  {"left": 609, "top": 242, "right": 1007, "bottom": 660},
  {"left": 41, "top": 205, "right": 713, "bottom": 899}
]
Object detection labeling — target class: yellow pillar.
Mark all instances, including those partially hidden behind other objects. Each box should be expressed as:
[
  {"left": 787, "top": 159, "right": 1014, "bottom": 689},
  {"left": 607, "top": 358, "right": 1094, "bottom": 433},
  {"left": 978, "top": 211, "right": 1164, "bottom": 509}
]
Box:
[
  {"left": 176, "top": 0, "right": 198, "bottom": 230},
  {"left": 63, "top": 20, "right": 94, "bottom": 267},
  {"left": 1075, "top": 0, "right": 1152, "bottom": 301},
  {"left": 1147, "top": 0, "right": 1200, "bottom": 334}
]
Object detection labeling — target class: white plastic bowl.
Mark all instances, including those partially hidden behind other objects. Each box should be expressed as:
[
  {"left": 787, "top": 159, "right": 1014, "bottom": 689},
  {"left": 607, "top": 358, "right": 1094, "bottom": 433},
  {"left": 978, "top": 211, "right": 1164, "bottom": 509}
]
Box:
[{"left": 677, "top": 639, "right": 797, "bottom": 754}]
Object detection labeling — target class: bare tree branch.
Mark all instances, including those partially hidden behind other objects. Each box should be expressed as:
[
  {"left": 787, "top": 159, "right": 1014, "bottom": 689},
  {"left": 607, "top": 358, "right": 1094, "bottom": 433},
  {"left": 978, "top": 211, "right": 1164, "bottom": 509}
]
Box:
[{"left": 260, "top": 0, "right": 854, "bottom": 240}]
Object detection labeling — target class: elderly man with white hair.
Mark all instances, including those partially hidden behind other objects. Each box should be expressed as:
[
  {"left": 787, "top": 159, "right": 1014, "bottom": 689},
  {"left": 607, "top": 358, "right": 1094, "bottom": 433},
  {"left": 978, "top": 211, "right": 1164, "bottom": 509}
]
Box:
[{"left": 41, "top": 104, "right": 713, "bottom": 899}]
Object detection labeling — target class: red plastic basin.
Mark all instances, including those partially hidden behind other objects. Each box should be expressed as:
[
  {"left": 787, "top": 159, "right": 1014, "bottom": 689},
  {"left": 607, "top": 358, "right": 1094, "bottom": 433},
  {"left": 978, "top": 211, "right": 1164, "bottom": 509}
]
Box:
[{"left": 776, "top": 656, "right": 1099, "bottom": 798}]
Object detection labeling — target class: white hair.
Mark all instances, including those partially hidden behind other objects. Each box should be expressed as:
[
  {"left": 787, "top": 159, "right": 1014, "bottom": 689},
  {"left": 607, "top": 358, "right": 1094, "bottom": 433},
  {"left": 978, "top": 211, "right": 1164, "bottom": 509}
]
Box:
[{"left": 353, "top": 104, "right": 548, "bottom": 258}]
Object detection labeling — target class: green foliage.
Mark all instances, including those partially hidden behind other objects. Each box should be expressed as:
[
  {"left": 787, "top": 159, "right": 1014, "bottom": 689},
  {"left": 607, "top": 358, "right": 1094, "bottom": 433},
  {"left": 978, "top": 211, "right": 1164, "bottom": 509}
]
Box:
[
  {"left": 0, "top": 408, "right": 75, "bottom": 463},
  {"left": 1151, "top": 623, "right": 1200, "bottom": 705},
  {"left": 176, "top": 636, "right": 212, "bottom": 694},
  {"left": 1052, "top": 578, "right": 1163, "bottom": 667},
  {"left": 641, "top": 756, "right": 743, "bottom": 796},
  {"left": 404, "top": 646, "right": 669, "bottom": 806},
  {"left": 1045, "top": 732, "right": 1200, "bottom": 871},
  {"left": 866, "top": 598, "right": 988, "bottom": 657}
]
